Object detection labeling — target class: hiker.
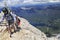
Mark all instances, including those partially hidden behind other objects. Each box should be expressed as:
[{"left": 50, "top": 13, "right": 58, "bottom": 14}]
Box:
[{"left": 2, "top": 7, "right": 17, "bottom": 37}]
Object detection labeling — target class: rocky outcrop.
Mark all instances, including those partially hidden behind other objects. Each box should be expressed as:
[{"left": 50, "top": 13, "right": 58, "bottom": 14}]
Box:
[{"left": 0, "top": 17, "right": 58, "bottom": 40}]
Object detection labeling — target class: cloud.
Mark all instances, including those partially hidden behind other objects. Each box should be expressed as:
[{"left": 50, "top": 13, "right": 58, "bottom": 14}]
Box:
[
  {"left": 23, "top": 0, "right": 60, "bottom": 4},
  {"left": 23, "top": 0, "right": 33, "bottom": 3},
  {"left": 0, "top": 0, "right": 21, "bottom": 7},
  {"left": 0, "top": 0, "right": 60, "bottom": 7},
  {"left": 49, "top": 0, "right": 60, "bottom": 2}
]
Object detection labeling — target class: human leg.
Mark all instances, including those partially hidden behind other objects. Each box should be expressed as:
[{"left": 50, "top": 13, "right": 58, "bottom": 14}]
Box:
[{"left": 7, "top": 21, "right": 13, "bottom": 37}]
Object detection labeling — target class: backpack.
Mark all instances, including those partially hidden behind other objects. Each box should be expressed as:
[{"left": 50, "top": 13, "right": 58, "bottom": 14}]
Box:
[{"left": 4, "top": 13, "right": 14, "bottom": 21}]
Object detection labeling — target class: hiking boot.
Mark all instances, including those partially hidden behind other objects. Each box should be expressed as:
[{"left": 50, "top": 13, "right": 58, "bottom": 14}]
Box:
[
  {"left": 16, "top": 27, "right": 21, "bottom": 32},
  {"left": 10, "top": 35, "right": 12, "bottom": 38},
  {"left": 11, "top": 32, "right": 13, "bottom": 34},
  {"left": 10, "top": 32, "right": 13, "bottom": 38}
]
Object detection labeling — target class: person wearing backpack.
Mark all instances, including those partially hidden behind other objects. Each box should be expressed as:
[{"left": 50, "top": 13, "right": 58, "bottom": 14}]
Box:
[{"left": 2, "top": 7, "right": 17, "bottom": 37}]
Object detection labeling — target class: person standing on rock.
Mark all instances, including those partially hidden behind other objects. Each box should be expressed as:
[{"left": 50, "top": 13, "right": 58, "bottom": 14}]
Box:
[
  {"left": 1, "top": 7, "right": 17, "bottom": 37},
  {"left": 0, "top": 7, "right": 21, "bottom": 37}
]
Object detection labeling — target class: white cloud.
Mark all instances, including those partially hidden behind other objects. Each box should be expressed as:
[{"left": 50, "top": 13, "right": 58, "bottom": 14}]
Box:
[
  {"left": 33, "top": 0, "right": 60, "bottom": 2},
  {"left": 0, "top": 0, "right": 21, "bottom": 7},
  {"left": 49, "top": 0, "right": 60, "bottom": 2},
  {"left": 23, "top": 0, "right": 60, "bottom": 4},
  {"left": 23, "top": 0, "right": 33, "bottom": 3},
  {"left": 0, "top": 0, "right": 60, "bottom": 7}
]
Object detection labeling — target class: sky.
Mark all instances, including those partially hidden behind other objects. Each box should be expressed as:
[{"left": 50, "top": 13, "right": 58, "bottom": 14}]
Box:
[{"left": 0, "top": 0, "right": 60, "bottom": 7}]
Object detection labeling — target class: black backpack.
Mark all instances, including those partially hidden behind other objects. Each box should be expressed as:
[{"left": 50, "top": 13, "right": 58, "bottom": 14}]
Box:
[{"left": 4, "top": 13, "right": 14, "bottom": 21}]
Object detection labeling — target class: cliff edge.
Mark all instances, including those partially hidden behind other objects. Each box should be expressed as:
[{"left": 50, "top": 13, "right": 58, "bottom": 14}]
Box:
[{"left": 0, "top": 17, "right": 57, "bottom": 40}]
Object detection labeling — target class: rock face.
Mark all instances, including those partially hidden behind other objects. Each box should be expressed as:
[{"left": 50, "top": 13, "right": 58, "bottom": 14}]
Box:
[{"left": 0, "top": 17, "right": 54, "bottom": 40}]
